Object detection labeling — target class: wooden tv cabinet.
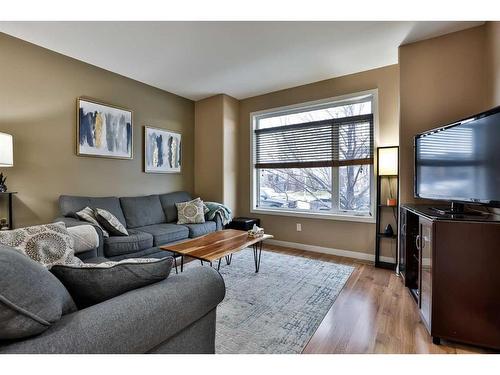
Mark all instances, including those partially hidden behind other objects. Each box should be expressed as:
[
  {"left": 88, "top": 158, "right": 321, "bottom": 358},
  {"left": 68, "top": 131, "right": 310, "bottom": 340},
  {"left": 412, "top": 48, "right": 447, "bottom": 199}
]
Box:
[{"left": 399, "top": 204, "right": 500, "bottom": 350}]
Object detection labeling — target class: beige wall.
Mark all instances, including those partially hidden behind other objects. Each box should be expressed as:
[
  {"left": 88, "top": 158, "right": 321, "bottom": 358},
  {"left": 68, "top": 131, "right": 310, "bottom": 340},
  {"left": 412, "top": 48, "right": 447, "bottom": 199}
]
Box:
[
  {"left": 237, "top": 65, "right": 400, "bottom": 256},
  {"left": 485, "top": 22, "right": 500, "bottom": 107},
  {"left": 399, "top": 25, "right": 490, "bottom": 204},
  {"left": 194, "top": 95, "right": 224, "bottom": 202},
  {"left": 222, "top": 95, "right": 239, "bottom": 211},
  {"left": 194, "top": 94, "right": 239, "bottom": 208},
  {"left": 0, "top": 33, "right": 194, "bottom": 227}
]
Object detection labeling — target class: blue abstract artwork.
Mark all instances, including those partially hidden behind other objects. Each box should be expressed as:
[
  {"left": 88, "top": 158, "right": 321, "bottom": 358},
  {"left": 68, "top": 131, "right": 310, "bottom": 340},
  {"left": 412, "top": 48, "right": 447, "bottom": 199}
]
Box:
[
  {"left": 77, "top": 98, "right": 133, "bottom": 159},
  {"left": 145, "top": 127, "right": 181, "bottom": 173}
]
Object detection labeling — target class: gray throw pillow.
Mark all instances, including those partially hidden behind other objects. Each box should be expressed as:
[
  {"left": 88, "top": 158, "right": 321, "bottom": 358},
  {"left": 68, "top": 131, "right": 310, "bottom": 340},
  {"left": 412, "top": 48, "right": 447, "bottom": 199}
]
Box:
[
  {"left": 0, "top": 222, "right": 78, "bottom": 268},
  {"left": 94, "top": 208, "right": 129, "bottom": 236},
  {"left": 176, "top": 198, "right": 206, "bottom": 224},
  {"left": 75, "top": 206, "right": 109, "bottom": 237},
  {"left": 50, "top": 257, "right": 173, "bottom": 308},
  {"left": 0, "top": 245, "right": 77, "bottom": 340}
]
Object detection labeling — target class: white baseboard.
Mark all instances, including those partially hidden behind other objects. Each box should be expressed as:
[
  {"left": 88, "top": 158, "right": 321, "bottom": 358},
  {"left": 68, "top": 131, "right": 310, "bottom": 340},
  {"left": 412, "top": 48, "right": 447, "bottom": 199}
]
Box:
[{"left": 265, "top": 239, "right": 396, "bottom": 264}]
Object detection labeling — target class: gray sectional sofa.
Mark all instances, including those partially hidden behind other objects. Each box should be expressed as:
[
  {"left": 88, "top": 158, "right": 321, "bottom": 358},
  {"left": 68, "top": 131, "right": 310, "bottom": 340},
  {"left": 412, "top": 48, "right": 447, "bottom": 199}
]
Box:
[
  {"left": 56, "top": 191, "right": 223, "bottom": 261},
  {"left": 0, "top": 191, "right": 227, "bottom": 353},
  {"left": 0, "top": 260, "right": 225, "bottom": 354}
]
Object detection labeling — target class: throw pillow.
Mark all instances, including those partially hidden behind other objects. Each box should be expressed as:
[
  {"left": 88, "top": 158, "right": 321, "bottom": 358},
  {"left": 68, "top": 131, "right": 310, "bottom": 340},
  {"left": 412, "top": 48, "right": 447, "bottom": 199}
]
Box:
[
  {"left": 75, "top": 206, "right": 109, "bottom": 237},
  {"left": 94, "top": 208, "right": 129, "bottom": 236},
  {"left": 66, "top": 225, "right": 99, "bottom": 254},
  {"left": 0, "top": 222, "right": 78, "bottom": 268},
  {"left": 0, "top": 245, "right": 77, "bottom": 340},
  {"left": 51, "top": 257, "right": 173, "bottom": 308},
  {"left": 176, "top": 198, "right": 206, "bottom": 224}
]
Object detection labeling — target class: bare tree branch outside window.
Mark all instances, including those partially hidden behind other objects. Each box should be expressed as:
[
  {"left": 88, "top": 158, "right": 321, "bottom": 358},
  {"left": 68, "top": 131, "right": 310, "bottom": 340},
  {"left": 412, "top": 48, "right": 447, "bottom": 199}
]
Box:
[{"left": 256, "top": 100, "right": 372, "bottom": 215}]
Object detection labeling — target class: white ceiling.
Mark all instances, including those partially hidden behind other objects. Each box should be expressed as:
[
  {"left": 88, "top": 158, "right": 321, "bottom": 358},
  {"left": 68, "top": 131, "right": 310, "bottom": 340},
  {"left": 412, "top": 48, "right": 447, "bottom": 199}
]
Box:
[{"left": 0, "top": 21, "right": 484, "bottom": 101}]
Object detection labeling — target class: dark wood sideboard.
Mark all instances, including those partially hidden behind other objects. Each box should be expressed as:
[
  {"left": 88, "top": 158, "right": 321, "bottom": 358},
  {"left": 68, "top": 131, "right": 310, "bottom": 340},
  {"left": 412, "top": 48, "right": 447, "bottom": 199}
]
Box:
[{"left": 399, "top": 204, "right": 500, "bottom": 350}]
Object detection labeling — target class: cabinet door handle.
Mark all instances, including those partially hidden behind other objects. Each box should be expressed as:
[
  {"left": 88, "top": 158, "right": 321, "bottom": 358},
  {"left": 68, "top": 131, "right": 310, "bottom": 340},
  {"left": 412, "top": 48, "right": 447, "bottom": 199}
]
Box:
[
  {"left": 402, "top": 223, "right": 407, "bottom": 233},
  {"left": 416, "top": 234, "right": 420, "bottom": 250}
]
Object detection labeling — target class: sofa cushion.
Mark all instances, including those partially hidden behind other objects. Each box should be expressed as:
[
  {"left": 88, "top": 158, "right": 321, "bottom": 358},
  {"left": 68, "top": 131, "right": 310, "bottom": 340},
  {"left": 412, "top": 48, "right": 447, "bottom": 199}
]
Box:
[
  {"left": 184, "top": 221, "right": 217, "bottom": 238},
  {"left": 135, "top": 224, "right": 189, "bottom": 246},
  {"left": 51, "top": 257, "right": 173, "bottom": 309},
  {"left": 159, "top": 191, "right": 192, "bottom": 223},
  {"left": 0, "top": 245, "right": 77, "bottom": 340},
  {"left": 120, "top": 195, "right": 166, "bottom": 228},
  {"left": 103, "top": 229, "right": 153, "bottom": 257},
  {"left": 59, "top": 196, "right": 127, "bottom": 227}
]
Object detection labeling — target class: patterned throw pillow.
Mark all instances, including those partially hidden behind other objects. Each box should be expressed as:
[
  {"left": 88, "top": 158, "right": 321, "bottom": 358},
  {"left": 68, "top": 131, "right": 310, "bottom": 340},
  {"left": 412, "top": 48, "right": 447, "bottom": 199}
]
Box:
[
  {"left": 176, "top": 198, "right": 206, "bottom": 224},
  {"left": 75, "top": 206, "right": 109, "bottom": 237},
  {"left": 94, "top": 208, "right": 129, "bottom": 236},
  {"left": 0, "top": 222, "right": 78, "bottom": 268}
]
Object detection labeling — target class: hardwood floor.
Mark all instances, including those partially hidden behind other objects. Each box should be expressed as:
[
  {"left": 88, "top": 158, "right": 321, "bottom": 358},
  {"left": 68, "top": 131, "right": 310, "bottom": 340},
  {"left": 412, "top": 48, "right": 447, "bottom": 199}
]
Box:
[{"left": 262, "top": 244, "right": 490, "bottom": 354}]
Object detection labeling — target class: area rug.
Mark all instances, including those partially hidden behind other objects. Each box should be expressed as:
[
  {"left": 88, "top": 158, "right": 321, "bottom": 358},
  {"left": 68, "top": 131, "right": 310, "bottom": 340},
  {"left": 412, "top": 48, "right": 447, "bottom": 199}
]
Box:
[{"left": 186, "top": 249, "right": 354, "bottom": 354}]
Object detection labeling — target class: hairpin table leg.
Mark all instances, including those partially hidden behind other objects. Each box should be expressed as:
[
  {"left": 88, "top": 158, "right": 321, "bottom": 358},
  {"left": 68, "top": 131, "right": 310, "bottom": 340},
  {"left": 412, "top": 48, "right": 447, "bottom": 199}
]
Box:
[
  {"left": 253, "top": 241, "right": 263, "bottom": 273},
  {"left": 173, "top": 256, "right": 178, "bottom": 274}
]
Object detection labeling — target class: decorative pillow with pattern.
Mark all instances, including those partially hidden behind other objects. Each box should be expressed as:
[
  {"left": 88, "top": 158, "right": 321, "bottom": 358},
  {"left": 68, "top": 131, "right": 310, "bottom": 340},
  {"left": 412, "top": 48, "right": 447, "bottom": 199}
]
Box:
[
  {"left": 176, "top": 198, "right": 206, "bottom": 224},
  {"left": 0, "top": 222, "right": 78, "bottom": 268},
  {"left": 94, "top": 208, "right": 129, "bottom": 236},
  {"left": 75, "top": 206, "right": 109, "bottom": 237},
  {"left": 51, "top": 257, "right": 173, "bottom": 308}
]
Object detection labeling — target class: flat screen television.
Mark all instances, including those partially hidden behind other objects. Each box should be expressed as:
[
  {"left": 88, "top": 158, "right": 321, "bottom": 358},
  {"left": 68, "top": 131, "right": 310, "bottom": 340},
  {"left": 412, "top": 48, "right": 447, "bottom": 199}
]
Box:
[{"left": 414, "top": 106, "right": 500, "bottom": 213}]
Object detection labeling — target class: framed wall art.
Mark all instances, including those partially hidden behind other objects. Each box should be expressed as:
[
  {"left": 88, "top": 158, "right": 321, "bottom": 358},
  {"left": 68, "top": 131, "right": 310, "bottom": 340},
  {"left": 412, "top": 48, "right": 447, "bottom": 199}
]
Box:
[
  {"left": 77, "top": 97, "right": 133, "bottom": 159},
  {"left": 144, "top": 126, "right": 182, "bottom": 173}
]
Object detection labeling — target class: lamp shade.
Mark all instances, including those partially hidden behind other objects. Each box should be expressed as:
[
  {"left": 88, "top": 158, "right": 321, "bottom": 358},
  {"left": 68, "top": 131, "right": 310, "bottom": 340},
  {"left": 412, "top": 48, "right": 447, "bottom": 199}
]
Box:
[
  {"left": 0, "top": 132, "right": 13, "bottom": 167},
  {"left": 378, "top": 147, "right": 398, "bottom": 176}
]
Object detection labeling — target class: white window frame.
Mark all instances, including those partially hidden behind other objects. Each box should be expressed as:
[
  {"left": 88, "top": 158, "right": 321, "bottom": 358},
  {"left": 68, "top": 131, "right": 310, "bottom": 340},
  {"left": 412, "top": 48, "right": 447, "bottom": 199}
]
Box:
[{"left": 250, "top": 89, "right": 379, "bottom": 223}]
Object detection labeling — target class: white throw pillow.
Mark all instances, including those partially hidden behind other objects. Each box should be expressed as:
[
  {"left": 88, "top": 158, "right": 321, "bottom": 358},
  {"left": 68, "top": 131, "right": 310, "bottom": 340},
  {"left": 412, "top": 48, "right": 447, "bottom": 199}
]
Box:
[{"left": 67, "top": 225, "right": 99, "bottom": 254}]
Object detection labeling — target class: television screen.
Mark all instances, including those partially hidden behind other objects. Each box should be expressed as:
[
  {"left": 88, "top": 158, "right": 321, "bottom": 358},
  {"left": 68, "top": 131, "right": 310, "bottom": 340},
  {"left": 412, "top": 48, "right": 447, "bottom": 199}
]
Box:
[{"left": 415, "top": 107, "right": 500, "bottom": 205}]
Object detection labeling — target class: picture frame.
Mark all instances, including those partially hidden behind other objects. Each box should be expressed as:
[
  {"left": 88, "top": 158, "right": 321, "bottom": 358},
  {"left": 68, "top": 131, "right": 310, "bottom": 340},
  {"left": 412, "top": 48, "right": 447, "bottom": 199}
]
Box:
[
  {"left": 144, "top": 126, "right": 182, "bottom": 173},
  {"left": 76, "top": 97, "right": 133, "bottom": 159}
]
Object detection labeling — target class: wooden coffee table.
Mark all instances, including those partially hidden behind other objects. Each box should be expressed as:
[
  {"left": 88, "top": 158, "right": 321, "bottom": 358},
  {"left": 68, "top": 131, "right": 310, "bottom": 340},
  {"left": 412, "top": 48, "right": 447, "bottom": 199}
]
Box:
[{"left": 160, "top": 229, "right": 273, "bottom": 273}]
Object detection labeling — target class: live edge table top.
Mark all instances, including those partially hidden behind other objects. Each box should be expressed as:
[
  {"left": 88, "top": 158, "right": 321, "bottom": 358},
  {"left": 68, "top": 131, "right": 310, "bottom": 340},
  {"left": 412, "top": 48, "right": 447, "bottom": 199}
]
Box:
[{"left": 159, "top": 229, "right": 273, "bottom": 262}]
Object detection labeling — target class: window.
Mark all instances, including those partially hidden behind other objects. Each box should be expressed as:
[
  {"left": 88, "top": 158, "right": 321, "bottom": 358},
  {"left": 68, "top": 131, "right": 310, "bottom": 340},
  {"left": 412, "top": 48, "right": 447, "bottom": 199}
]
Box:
[{"left": 251, "top": 92, "right": 375, "bottom": 220}]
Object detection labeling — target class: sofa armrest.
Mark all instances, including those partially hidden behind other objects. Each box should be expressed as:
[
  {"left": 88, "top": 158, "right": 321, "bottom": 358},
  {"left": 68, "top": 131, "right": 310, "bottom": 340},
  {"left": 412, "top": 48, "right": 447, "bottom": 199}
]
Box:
[
  {"left": 0, "top": 267, "right": 225, "bottom": 354},
  {"left": 213, "top": 214, "right": 224, "bottom": 230},
  {"left": 55, "top": 216, "right": 104, "bottom": 258}
]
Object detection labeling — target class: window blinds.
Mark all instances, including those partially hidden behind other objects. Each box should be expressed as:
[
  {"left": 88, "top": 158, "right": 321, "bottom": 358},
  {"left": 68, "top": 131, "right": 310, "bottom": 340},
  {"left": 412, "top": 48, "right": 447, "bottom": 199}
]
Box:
[{"left": 254, "top": 114, "right": 373, "bottom": 169}]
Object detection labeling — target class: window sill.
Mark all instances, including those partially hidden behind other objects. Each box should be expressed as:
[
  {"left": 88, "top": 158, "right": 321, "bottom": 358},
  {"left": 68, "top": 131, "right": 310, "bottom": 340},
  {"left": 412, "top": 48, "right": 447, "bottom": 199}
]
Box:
[{"left": 250, "top": 207, "right": 376, "bottom": 223}]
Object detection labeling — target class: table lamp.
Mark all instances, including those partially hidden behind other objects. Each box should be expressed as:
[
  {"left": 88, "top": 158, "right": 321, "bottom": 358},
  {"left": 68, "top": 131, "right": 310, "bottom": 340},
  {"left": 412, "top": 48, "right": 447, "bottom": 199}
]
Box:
[
  {"left": 378, "top": 146, "right": 398, "bottom": 206},
  {"left": 0, "top": 132, "right": 14, "bottom": 192}
]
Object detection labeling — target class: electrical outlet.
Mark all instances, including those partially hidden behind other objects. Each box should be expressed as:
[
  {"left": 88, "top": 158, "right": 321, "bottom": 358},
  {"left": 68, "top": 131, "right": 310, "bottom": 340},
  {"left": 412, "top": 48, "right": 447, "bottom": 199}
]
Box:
[{"left": 296, "top": 223, "right": 302, "bottom": 232}]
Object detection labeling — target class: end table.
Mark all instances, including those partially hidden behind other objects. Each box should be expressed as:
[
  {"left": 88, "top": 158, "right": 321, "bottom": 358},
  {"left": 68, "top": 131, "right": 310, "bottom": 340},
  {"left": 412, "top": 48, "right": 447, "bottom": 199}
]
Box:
[{"left": 0, "top": 192, "right": 17, "bottom": 230}]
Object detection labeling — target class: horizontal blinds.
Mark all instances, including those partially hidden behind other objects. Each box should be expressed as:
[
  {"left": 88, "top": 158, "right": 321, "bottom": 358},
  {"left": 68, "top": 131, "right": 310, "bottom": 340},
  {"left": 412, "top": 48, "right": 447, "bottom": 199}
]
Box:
[{"left": 255, "top": 114, "right": 373, "bottom": 169}]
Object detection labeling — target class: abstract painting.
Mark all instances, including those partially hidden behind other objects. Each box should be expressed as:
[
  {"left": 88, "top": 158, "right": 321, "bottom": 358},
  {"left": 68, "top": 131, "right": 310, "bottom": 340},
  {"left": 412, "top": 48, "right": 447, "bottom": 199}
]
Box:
[
  {"left": 77, "top": 98, "right": 133, "bottom": 159},
  {"left": 144, "top": 126, "right": 182, "bottom": 173}
]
